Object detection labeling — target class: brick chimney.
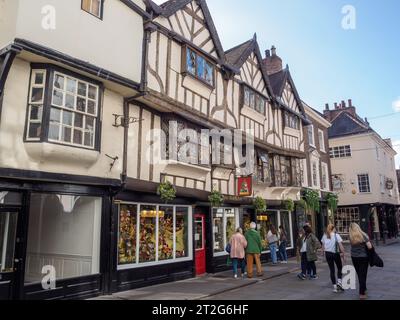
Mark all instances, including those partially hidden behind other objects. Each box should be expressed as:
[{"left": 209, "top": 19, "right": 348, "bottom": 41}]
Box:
[
  {"left": 323, "top": 99, "right": 357, "bottom": 122},
  {"left": 263, "top": 46, "right": 283, "bottom": 75}
]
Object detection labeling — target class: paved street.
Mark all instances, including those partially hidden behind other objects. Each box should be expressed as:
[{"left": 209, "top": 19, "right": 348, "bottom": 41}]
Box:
[
  {"left": 203, "top": 242, "right": 400, "bottom": 300},
  {"left": 93, "top": 240, "right": 400, "bottom": 301}
]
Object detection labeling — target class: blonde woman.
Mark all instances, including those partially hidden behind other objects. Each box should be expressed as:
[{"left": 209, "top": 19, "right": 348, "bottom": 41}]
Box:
[
  {"left": 349, "top": 223, "right": 373, "bottom": 300},
  {"left": 321, "top": 224, "right": 345, "bottom": 292}
]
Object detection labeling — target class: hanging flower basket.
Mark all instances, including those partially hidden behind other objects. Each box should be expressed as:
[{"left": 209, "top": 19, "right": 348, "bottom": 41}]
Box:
[
  {"left": 253, "top": 196, "right": 267, "bottom": 214},
  {"left": 208, "top": 189, "right": 224, "bottom": 208},
  {"left": 304, "top": 189, "right": 320, "bottom": 213},
  {"left": 283, "top": 199, "right": 295, "bottom": 212},
  {"left": 157, "top": 181, "right": 176, "bottom": 204}
]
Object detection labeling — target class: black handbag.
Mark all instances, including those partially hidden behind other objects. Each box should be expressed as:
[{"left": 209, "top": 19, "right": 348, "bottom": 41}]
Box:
[{"left": 366, "top": 245, "right": 384, "bottom": 268}]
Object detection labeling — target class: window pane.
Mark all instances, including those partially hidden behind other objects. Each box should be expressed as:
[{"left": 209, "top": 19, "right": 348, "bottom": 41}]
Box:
[
  {"left": 77, "top": 97, "right": 86, "bottom": 112},
  {"left": 176, "top": 207, "right": 189, "bottom": 258},
  {"left": 139, "top": 205, "right": 157, "bottom": 263},
  {"left": 65, "top": 94, "right": 75, "bottom": 109},
  {"left": 118, "top": 204, "right": 137, "bottom": 265},
  {"left": 186, "top": 48, "right": 196, "bottom": 75},
  {"left": 225, "top": 208, "right": 236, "bottom": 249},
  {"left": 213, "top": 208, "right": 224, "bottom": 253},
  {"left": 84, "top": 131, "right": 94, "bottom": 147},
  {"left": 244, "top": 88, "right": 250, "bottom": 106},
  {"left": 49, "top": 123, "right": 60, "bottom": 140},
  {"left": 66, "top": 78, "right": 77, "bottom": 93},
  {"left": 62, "top": 126, "right": 72, "bottom": 143},
  {"left": 87, "top": 100, "right": 96, "bottom": 115},
  {"left": 31, "top": 88, "right": 44, "bottom": 103},
  {"left": 63, "top": 110, "right": 73, "bottom": 126},
  {"left": 158, "top": 206, "right": 174, "bottom": 261},
  {"left": 88, "top": 85, "right": 97, "bottom": 100},
  {"left": 28, "top": 122, "right": 41, "bottom": 139},
  {"left": 196, "top": 55, "right": 205, "bottom": 79},
  {"left": 194, "top": 217, "right": 203, "bottom": 250},
  {"left": 250, "top": 92, "right": 255, "bottom": 109},
  {"left": 25, "top": 194, "right": 102, "bottom": 283},
  {"left": 52, "top": 90, "right": 64, "bottom": 106},
  {"left": 50, "top": 108, "right": 61, "bottom": 123},
  {"left": 91, "top": 0, "right": 101, "bottom": 16},
  {"left": 0, "top": 212, "right": 18, "bottom": 273},
  {"left": 54, "top": 74, "right": 64, "bottom": 90},
  {"left": 34, "top": 72, "right": 44, "bottom": 85},
  {"left": 78, "top": 82, "right": 87, "bottom": 97},
  {"left": 74, "top": 113, "right": 83, "bottom": 128},
  {"left": 204, "top": 62, "right": 213, "bottom": 86},
  {"left": 73, "top": 129, "right": 83, "bottom": 144},
  {"left": 82, "top": 0, "right": 91, "bottom": 12},
  {"left": 30, "top": 105, "right": 43, "bottom": 121},
  {"left": 280, "top": 211, "right": 292, "bottom": 247}
]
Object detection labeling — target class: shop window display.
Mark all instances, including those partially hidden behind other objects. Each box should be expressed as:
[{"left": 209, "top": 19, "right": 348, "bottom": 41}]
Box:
[
  {"left": 213, "top": 208, "right": 239, "bottom": 256},
  {"left": 118, "top": 204, "right": 137, "bottom": 265},
  {"left": 176, "top": 207, "right": 189, "bottom": 258},
  {"left": 158, "top": 206, "right": 174, "bottom": 261},
  {"left": 280, "top": 211, "right": 293, "bottom": 247},
  {"left": 139, "top": 205, "right": 157, "bottom": 263}
]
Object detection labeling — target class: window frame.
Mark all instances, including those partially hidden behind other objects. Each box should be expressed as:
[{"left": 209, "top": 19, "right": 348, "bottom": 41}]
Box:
[
  {"left": 182, "top": 45, "right": 215, "bottom": 88},
  {"left": 308, "top": 125, "right": 315, "bottom": 147},
  {"left": 212, "top": 207, "right": 240, "bottom": 257},
  {"left": 312, "top": 160, "right": 320, "bottom": 188},
  {"left": 242, "top": 85, "right": 267, "bottom": 116},
  {"left": 318, "top": 129, "right": 325, "bottom": 152},
  {"left": 284, "top": 112, "right": 300, "bottom": 130},
  {"left": 321, "top": 162, "right": 329, "bottom": 190},
  {"left": 329, "top": 145, "right": 352, "bottom": 159},
  {"left": 24, "top": 64, "right": 103, "bottom": 152},
  {"left": 81, "top": 0, "right": 104, "bottom": 20},
  {"left": 358, "top": 174, "right": 371, "bottom": 193}
]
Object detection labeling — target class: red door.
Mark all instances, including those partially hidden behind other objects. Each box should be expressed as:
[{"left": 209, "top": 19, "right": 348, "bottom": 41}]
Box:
[{"left": 194, "top": 214, "right": 206, "bottom": 276}]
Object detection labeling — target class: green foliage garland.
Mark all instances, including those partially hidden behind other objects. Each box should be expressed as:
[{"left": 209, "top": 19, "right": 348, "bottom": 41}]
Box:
[
  {"left": 208, "top": 189, "right": 224, "bottom": 207},
  {"left": 326, "top": 193, "right": 339, "bottom": 213},
  {"left": 304, "top": 189, "right": 320, "bottom": 213},
  {"left": 157, "top": 181, "right": 176, "bottom": 203},
  {"left": 253, "top": 196, "right": 267, "bottom": 214},
  {"left": 296, "top": 199, "right": 307, "bottom": 210},
  {"left": 283, "top": 199, "right": 295, "bottom": 212}
]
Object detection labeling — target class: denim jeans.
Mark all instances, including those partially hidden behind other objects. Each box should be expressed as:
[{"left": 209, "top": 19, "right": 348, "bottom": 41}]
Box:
[
  {"left": 232, "top": 258, "right": 246, "bottom": 276},
  {"left": 269, "top": 243, "right": 278, "bottom": 263},
  {"left": 278, "top": 241, "right": 288, "bottom": 261}
]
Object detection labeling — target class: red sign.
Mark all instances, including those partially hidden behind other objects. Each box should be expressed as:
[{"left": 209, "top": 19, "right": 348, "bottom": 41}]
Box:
[{"left": 238, "top": 177, "right": 252, "bottom": 197}]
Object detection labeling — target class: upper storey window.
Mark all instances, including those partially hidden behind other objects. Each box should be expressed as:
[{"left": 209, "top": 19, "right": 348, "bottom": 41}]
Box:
[
  {"left": 284, "top": 112, "right": 300, "bottom": 130},
  {"left": 185, "top": 47, "right": 214, "bottom": 87},
  {"left": 26, "top": 66, "right": 101, "bottom": 150},
  {"left": 243, "top": 86, "right": 266, "bottom": 115},
  {"left": 82, "top": 0, "right": 103, "bottom": 19}
]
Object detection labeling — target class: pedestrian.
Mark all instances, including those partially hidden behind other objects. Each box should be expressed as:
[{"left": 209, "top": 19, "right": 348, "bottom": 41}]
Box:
[
  {"left": 321, "top": 224, "right": 345, "bottom": 292},
  {"left": 229, "top": 228, "right": 248, "bottom": 279},
  {"left": 349, "top": 223, "right": 373, "bottom": 300},
  {"left": 278, "top": 225, "right": 288, "bottom": 264},
  {"left": 296, "top": 228, "right": 308, "bottom": 280},
  {"left": 303, "top": 224, "right": 321, "bottom": 279},
  {"left": 245, "top": 222, "right": 263, "bottom": 278},
  {"left": 267, "top": 225, "right": 279, "bottom": 265}
]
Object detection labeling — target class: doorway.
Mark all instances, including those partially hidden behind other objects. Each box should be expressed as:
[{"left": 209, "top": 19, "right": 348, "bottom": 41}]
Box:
[
  {"left": 0, "top": 209, "right": 23, "bottom": 300},
  {"left": 194, "top": 214, "right": 206, "bottom": 276}
]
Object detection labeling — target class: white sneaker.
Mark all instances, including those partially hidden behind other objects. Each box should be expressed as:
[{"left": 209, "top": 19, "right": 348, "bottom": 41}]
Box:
[
  {"left": 234, "top": 274, "right": 238, "bottom": 279},
  {"left": 333, "top": 285, "right": 338, "bottom": 293}
]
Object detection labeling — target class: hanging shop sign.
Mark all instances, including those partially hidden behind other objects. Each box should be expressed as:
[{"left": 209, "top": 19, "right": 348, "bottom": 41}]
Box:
[
  {"left": 257, "top": 215, "right": 269, "bottom": 221},
  {"left": 237, "top": 177, "right": 252, "bottom": 197},
  {"left": 386, "top": 179, "right": 394, "bottom": 190}
]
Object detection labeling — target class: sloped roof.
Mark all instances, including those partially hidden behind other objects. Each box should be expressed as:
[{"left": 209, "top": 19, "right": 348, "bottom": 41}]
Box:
[
  {"left": 268, "top": 69, "right": 287, "bottom": 97},
  {"left": 146, "top": 0, "right": 225, "bottom": 60},
  {"left": 328, "top": 111, "right": 372, "bottom": 138}
]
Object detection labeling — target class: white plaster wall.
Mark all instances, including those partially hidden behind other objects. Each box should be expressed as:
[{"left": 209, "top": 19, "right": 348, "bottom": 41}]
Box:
[
  {"left": 9, "top": 0, "right": 143, "bottom": 82},
  {"left": 0, "top": 0, "right": 19, "bottom": 49},
  {"left": 0, "top": 57, "right": 124, "bottom": 179}
]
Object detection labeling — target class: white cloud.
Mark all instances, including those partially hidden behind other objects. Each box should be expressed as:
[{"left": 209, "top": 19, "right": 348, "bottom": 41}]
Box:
[{"left": 393, "top": 98, "right": 400, "bottom": 112}]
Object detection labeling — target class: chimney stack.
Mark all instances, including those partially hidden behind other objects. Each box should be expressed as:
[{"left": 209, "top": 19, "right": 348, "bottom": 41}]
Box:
[
  {"left": 325, "top": 103, "right": 329, "bottom": 111},
  {"left": 348, "top": 99, "right": 352, "bottom": 107},
  {"left": 334, "top": 103, "right": 339, "bottom": 110},
  {"left": 263, "top": 45, "right": 283, "bottom": 75},
  {"left": 341, "top": 100, "right": 346, "bottom": 109}
]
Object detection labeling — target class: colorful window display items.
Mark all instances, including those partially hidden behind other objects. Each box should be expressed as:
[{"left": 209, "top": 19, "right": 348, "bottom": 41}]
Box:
[
  {"left": 139, "top": 205, "right": 157, "bottom": 263},
  {"left": 158, "top": 207, "right": 174, "bottom": 261},
  {"left": 118, "top": 204, "right": 137, "bottom": 265},
  {"left": 176, "top": 207, "right": 189, "bottom": 258}
]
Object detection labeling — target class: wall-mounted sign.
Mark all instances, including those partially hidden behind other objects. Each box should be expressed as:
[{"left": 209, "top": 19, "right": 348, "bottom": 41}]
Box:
[
  {"left": 386, "top": 179, "right": 394, "bottom": 190},
  {"left": 238, "top": 177, "right": 252, "bottom": 197},
  {"left": 257, "top": 215, "right": 268, "bottom": 221}
]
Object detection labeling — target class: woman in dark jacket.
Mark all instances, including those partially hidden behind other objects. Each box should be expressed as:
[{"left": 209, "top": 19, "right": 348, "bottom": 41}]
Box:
[{"left": 303, "top": 225, "right": 321, "bottom": 279}]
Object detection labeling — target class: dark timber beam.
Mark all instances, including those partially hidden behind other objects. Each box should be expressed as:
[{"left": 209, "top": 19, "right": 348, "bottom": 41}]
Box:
[{"left": 0, "top": 49, "right": 19, "bottom": 123}]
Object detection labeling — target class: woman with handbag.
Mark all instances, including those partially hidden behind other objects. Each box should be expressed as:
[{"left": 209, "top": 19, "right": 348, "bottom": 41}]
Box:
[
  {"left": 349, "top": 223, "right": 373, "bottom": 300},
  {"left": 303, "top": 225, "right": 321, "bottom": 279},
  {"left": 229, "top": 228, "right": 247, "bottom": 278},
  {"left": 321, "top": 224, "right": 345, "bottom": 292}
]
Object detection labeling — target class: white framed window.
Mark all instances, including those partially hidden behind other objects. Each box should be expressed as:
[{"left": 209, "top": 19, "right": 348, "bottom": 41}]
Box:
[
  {"left": 312, "top": 160, "right": 320, "bottom": 188},
  {"left": 318, "top": 129, "right": 325, "bottom": 152},
  {"left": 335, "top": 207, "right": 360, "bottom": 240},
  {"left": 321, "top": 162, "right": 329, "bottom": 190},
  {"left": 329, "top": 145, "right": 352, "bottom": 159},
  {"left": 212, "top": 208, "right": 239, "bottom": 257},
  {"left": 358, "top": 174, "right": 371, "bottom": 193},
  {"left": 49, "top": 72, "right": 99, "bottom": 149},
  {"left": 81, "top": 0, "right": 103, "bottom": 19},
  {"left": 117, "top": 203, "right": 192, "bottom": 270},
  {"left": 26, "top": 70, "right": 46, "bottom": 141},
  {"left": 308, "top": 125, "right": 315, "bottom": 147}
]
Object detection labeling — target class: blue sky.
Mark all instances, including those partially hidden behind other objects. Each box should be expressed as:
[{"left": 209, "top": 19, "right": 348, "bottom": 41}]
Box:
[{"left": 154, "top": 0, "right": 400, "bottom": 167}]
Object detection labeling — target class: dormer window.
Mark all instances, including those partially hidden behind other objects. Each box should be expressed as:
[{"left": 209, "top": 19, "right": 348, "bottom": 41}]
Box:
[
  {"left": 184, "top": 47, "right": 214, "bottom": 87},
  {"left": 82, "top": 0, "right": 103, "bottom": 19},
  {"left": 243, "top": 86, "right": 266, "bottom": 115}
]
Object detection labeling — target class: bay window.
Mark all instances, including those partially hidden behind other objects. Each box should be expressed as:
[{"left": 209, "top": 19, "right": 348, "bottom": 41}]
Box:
[
  {"left": 25, "top": 66, "right": 101, "bottom": 150},
  {"left": 185, "top": 47, "right": 214, "bottom": 87},
  {"left": 255, "top": 150, "right": 272, "bottom": 186},
  {"left": 118, "top": 203, "right": 191, "bottom": 269}
]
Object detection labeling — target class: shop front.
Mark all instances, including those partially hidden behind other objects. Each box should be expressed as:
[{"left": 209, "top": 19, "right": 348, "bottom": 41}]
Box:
[{"left": 0, "top": 178, "right": 114, "bottom": 300}]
